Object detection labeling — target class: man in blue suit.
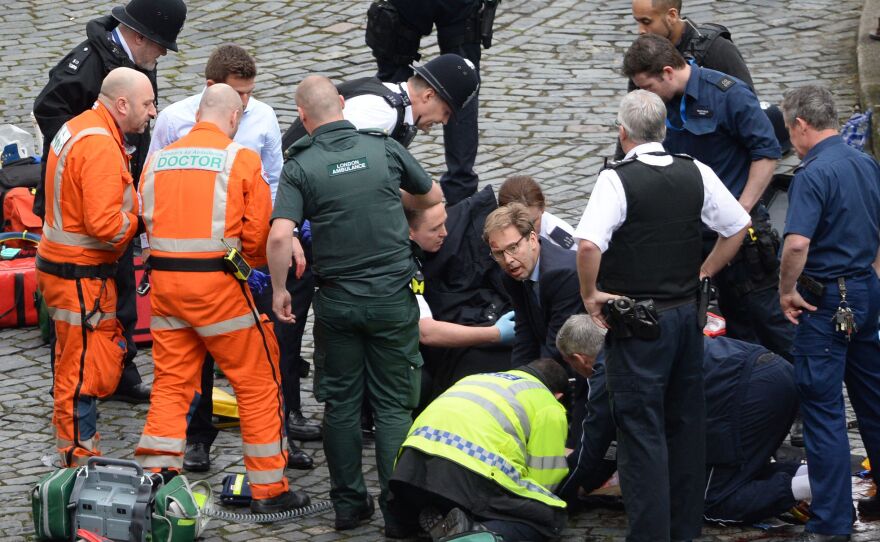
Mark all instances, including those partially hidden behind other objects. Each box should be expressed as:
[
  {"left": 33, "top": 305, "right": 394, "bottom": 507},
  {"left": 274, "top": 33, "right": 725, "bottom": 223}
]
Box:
[{"left": 483, "top": 202, "right": 584, "bottom": 366}]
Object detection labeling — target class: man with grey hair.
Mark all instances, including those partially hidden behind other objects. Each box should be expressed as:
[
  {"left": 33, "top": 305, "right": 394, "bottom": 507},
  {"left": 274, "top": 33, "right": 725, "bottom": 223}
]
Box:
[
  {"left": 573, "top": 88, "right": 750, "bottom": 542},
  {"left": 778, "top": 84, "right": 880, "bottom": 542},
  {"left": 555, "top": 314, "right": 606, "bottom": 379}
]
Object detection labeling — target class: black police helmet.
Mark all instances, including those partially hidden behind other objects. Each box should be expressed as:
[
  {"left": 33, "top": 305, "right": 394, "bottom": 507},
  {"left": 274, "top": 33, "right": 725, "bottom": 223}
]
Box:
[
  {"left": 411, "top": 54, "right": 480, "bottom": 116},
  {"left": 112, "top": 0, "right": 187, "bottom": 52}
]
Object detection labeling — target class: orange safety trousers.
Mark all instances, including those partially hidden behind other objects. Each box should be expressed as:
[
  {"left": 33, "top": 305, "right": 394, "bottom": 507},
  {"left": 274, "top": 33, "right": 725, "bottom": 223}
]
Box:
[
  {"left": 37, "top": 271, "right": 126, "bottom": 467},
  {"left": 134, "top": 269, "right": 289, "bottom": 500}
]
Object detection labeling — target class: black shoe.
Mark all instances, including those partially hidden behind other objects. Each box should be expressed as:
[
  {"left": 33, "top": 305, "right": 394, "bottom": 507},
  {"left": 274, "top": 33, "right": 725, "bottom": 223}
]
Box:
[
  {"left": 287, "top": 411, "right": 322, "bottom": 441},
  {"left": 858, "top": 495, "right": 880, "bottom": 517},
  {"left": 795, "top": 533, "right": 851, "bottom": 542},
  {"left": 104, "top": 382, "right": 151, "bottom": 404},
  {"left": 790, "top": 417, "right": 805, "bottom": 447},
  {"left": 250, "top": 489, "right": 311, "bottom": 515},
  {"left": 335, "top": 496, "right": 375, "bottom": 531},
  {"left": 287, "top": 444, "right": 314, "bottom": 470},
  {"left": 182, "top": 442, "right": 211, "bottom": 473}
]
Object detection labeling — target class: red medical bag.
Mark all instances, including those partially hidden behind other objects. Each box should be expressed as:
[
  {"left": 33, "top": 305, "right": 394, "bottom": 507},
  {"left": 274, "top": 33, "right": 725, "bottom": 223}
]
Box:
[
  {"left": 133, "top": 256, "right": 152, "bottom": 345},
  {"left": 0, "top": 257, "right": 38, "bottom": 327}
]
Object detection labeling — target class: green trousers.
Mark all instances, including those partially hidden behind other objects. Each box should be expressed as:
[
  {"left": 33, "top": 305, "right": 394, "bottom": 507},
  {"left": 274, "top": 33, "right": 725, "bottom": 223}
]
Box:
[{"left": 312, "top": 285, "right": 422, "bottom": 518}]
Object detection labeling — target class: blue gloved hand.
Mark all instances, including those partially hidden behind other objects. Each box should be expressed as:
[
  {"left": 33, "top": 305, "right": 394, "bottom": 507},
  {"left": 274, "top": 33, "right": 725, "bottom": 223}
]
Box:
[
  {"left": 494, "top": 311, "right": 516, "bottom": 345},
  {"left": 247, "top": 268, "right": 271, "bottom": 296},
  {"left": 300, "top": 220, "right": 312, "bottom": 246}
]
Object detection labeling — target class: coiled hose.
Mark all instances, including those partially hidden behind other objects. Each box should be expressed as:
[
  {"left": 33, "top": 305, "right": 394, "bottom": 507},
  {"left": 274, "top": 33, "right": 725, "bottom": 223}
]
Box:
[{"left": 204, "top": 498, "right": 333, "bottom": 524}]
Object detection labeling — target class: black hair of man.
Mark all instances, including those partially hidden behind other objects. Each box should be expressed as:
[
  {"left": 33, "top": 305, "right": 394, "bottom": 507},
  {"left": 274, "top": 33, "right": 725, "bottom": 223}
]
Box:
[
  {"left": 622, "top": 33, "right": 687, "bottom": 79},
  {"left": 519, "top": 358, "right": 569, "bottom": 395}
]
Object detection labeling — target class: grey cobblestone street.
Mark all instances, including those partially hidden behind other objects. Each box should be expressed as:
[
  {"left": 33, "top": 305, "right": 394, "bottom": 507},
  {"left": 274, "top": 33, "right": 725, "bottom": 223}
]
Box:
[{"left": 1, "top": 0, "right": 878, "bottom": 540}]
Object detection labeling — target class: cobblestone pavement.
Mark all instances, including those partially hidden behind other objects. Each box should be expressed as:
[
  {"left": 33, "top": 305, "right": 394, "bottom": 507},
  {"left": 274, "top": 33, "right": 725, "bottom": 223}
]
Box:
[{"left": 1, "top": 0, "right": 878, "bottom": 540}]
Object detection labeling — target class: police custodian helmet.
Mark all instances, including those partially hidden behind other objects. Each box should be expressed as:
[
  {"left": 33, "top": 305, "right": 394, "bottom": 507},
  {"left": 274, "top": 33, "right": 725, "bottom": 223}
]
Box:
[
  {"left": 112, "top": 0, "right": 187, "bottom": 52},
  {"left": 412, "top": 54, "right": 480, "bottom": 116}
]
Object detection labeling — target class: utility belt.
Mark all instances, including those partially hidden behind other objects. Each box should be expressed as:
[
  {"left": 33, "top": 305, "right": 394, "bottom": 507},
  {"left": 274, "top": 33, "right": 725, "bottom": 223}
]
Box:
[
  {"left": 603, "top": 295, "right": 694, "bottom": 341},
  {"left": 148, "top": 251, "right": 252, "bottom": 282},
  {"left": 716, "top": 211, "right": 780, "bottom": 294},
  {"left": 35, "top": 255, "right": 117, "bottom": 280}
]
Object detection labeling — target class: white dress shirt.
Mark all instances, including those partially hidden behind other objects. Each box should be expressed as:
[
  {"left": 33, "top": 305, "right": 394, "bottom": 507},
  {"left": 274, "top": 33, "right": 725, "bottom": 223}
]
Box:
[
  {"left": 540, "top": 211, "right": 577, "bottom": 251},
  {"left": 148, "top": 88, "right": 283, "bottom": 201},
  {"left": 574, "top": 141, "right": 750, "bottom": 252},
  {"left": 343, "top": 82, "right": 415, "bottom": 135}
]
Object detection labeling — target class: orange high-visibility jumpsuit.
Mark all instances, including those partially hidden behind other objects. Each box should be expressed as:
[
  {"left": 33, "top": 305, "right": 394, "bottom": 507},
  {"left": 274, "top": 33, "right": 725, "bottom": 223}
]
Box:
[
  {"left": 134, "top": 121, "right": 288, "bottom": 500},
  {"left": 36, "top": 101, "right": 139, "bottom": 467}
]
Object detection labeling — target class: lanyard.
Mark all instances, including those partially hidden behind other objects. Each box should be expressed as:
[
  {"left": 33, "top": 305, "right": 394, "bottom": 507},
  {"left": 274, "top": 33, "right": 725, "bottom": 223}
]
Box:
[{"left": 666, "top": 59, "right": 697, "bottom": 132}]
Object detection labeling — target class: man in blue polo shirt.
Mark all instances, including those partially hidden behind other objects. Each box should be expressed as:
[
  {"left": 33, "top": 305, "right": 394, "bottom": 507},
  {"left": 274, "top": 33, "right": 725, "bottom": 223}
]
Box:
[
  {"left": 622, "top": 34, "right": 792, "bottom": 361},
  {"left": 778, "top": 85, "right": 880, "bottom": 542}
]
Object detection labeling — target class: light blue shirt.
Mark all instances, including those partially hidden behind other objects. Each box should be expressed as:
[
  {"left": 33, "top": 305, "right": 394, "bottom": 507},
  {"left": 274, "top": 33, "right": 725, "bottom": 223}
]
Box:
[{"left": 148, "top": 88, "right": 283, "bottom": 201}]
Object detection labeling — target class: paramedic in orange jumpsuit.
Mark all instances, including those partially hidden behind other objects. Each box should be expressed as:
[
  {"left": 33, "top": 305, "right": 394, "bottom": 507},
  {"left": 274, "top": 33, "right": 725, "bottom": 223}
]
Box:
[
  {"left": 35, "top": 67, "right": 148, "bottom": 467},
  {"left": 134, "top": 84, "right": 309, "bottom": 514}
]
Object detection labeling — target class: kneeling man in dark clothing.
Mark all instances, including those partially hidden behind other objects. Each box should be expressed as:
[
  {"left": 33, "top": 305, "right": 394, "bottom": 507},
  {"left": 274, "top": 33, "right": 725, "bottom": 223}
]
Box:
[
  {"left": 556, "top": 314, "right": 809, "bottom": 525},
  {"left": 387, "top": 358, "right": 583, "bottom": 541}
]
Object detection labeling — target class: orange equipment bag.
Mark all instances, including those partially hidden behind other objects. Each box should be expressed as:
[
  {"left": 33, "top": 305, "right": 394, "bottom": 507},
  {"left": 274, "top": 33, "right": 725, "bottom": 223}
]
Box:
[{"left": 0, "top": 257, "right": 38, "bottom": 327}]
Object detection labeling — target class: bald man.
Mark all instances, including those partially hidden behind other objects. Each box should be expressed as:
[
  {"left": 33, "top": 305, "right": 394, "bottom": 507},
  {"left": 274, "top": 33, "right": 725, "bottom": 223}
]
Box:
[
  {"left": 267, "top": 75, "right": 441, "bottom": 535},
  {"left": 36, "top": 67, "right": 150, "bottom": 466},
  {"left": 135, "top": 84, "right": 308, "bottom": 514}
]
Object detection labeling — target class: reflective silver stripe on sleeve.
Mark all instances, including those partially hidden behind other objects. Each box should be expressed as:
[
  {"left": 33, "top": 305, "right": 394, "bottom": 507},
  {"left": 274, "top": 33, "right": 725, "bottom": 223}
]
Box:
[
  {"left": 242, "top": 438, "right": 287, "bottom": 459},
  {"left": 246, "top": 467, "right": 285, "bottom": 485},
  {"left": 526, "top": 454, "right": 569, "bottom": 472},
  {"left": 42, "top": 226, "right": 116, "bottom": 251},
  {"left": 150, "top": 315, "right": 191, "bottom": 330},
  {"left": 141, "top": 153, "right": 158, "bottom": 237},
  {"left": 49, "top": 307, "right": 117, "bottom": 328},
  {"left": 110, "top": 211, "right": 131, "bottom": 244},
  {"left": 441, "top": 391, "right": 527, "bottom": 458}
]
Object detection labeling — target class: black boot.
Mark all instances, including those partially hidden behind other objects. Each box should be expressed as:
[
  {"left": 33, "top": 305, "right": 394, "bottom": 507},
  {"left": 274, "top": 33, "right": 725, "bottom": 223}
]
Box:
[
  {"left": 287, "top": 410, "right": 322, "bottom": 441},
  {"left": 334, "top": 496, "right": 375, "bottom": 530},
  {"left": 250, "top": 490, "right": 311, "bottom": 515},
  {"left": 182, "top": 442, "right": 211, "bottom": 472},
  {"left": 287, "top": 443, "right": 314, "bottom": 470}
]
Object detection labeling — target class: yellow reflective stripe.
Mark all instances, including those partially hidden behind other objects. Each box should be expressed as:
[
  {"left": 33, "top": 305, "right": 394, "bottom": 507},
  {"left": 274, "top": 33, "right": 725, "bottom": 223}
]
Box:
[
  {"left": 150, "top": 315, "right": 190, "bottom": 330},
  {"left": 49, "top": 307, "right": 117, "bottom": 328},
  {"left": 137, "top": 434, "right": 186, "bottom": 454},
  {"left": 148, "top": 236, "right": 241, "bottom": 253},
  {"left": 50, "top": 127, "right": 111, "bottom": 232},
  {"left": 194, "top": 312, "right": 256, "bottom": 337},
  {"left": 142, "top": 142, "right": 243, "bottom": 254},
  {"left": 242, "top": 438, "right": 287, "bottom": 459},
  {"left": 247, "top": 467, "right": 285, "bottom": 485},
  {"left": 526, "top": 454, "right": 568, "bottom": 472},
  {"left": 136, "top": 454, "right": 184, "bottom": 470},
  {"left": 442, "top": 391, "right": 527, "bottom": 457}
]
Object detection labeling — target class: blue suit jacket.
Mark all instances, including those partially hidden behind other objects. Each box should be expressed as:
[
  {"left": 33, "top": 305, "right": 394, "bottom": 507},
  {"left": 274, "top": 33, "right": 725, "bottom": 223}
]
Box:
[{"left": 502, "top": 239, "right": 584, "bottom": 366}]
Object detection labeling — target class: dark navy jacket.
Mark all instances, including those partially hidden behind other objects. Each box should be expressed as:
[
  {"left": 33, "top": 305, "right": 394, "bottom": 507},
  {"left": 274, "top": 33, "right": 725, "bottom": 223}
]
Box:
[
  {"left": 663, "top": 65, "right": 780, "bottom": 199},
  {"left": 503, "top": 240, "right": 584, "bottom": 365},
  {"left": 557, "top": 336, "right": 780, "bottom": 501}
]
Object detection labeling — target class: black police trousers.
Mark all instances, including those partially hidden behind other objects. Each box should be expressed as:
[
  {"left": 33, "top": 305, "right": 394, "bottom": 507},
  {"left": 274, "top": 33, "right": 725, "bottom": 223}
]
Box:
[
  {"left": 606, "top": 303, "right": 705, "bottom": 542},
  {"left": 704, "top": 356, "right": 799, "bottom": 523},
  {"left": 187, "top": 259, "right": 315, "bottom": 446}
]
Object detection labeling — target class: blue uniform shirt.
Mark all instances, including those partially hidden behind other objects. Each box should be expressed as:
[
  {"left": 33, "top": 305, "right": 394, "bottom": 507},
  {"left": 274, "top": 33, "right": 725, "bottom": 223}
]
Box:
[
  {"left": 664, "top": 65, "right": 781, "bottom": 198},
  {"left": 784, "top": 135, "right": 880, "bottom": 281}
]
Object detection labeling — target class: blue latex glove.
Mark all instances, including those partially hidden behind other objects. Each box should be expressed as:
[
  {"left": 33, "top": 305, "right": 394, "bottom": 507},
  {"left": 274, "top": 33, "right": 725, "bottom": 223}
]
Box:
[
  {"left": 494, "top": 311, "right": 516, "bottom": 345},
  {"left": 300, "top": 220, "right": 312, "bottom": 246},
  {"left": 247, "top": 268, "right": 271, "bottom": 295}
]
